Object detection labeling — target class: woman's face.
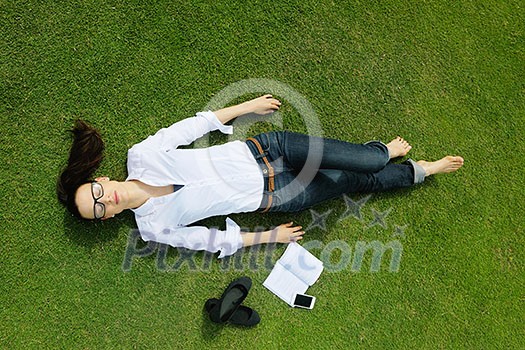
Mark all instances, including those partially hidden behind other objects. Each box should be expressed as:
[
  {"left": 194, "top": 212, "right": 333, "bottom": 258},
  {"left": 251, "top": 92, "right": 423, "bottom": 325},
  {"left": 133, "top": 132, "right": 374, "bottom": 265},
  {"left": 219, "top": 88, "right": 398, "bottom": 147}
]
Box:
[{"left": 75, "top": 177, "right": 127, "bottom": 220}]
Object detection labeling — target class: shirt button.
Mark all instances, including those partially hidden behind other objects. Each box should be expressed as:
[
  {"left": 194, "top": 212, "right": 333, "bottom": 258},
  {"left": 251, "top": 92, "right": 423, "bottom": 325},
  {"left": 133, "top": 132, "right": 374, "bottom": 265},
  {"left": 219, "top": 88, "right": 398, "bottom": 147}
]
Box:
[{"left": 262, "top": 169, "right": 268, "bottom": 174}]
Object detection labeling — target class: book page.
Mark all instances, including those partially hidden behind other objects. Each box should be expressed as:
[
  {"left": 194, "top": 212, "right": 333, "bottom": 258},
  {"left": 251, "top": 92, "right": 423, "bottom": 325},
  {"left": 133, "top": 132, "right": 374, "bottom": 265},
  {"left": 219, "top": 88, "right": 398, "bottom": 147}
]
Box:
[
  {"left": 278, "top": 243, "right": 324, "bottom": 286},
  {"left": 263, "top": 262, "right": 309, "bottom": 306}
]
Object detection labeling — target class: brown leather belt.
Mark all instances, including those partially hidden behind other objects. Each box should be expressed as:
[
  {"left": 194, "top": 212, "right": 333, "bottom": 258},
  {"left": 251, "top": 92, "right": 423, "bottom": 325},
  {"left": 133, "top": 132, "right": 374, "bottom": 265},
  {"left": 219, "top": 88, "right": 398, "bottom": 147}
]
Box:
[{"left": 247, "top": 137, "right": 274, "bottom": 213}]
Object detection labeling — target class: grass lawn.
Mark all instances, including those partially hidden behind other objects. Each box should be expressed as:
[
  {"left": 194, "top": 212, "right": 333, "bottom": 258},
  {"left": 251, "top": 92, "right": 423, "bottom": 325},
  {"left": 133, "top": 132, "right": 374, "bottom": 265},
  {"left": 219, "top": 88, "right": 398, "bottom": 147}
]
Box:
[{"left": 1, "top": 0, "right": 523, "bottom": 348}]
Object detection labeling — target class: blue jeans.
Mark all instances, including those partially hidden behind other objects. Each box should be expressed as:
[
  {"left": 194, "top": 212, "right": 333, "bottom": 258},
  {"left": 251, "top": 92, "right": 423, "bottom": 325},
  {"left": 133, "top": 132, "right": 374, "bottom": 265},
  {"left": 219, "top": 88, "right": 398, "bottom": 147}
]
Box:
[{"left": 246, "top": 131, "right": 425, "bottom": 213}]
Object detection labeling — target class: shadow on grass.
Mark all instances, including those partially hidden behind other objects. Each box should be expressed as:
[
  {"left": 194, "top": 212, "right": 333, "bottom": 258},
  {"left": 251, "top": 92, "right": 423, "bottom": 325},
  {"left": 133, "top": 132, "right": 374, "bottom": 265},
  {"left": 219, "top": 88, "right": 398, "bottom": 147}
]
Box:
[
  {"left": 62, "top": 209, "right": 135, "bottom": 248},
  {"left": 200, "top": 308, "right": 225, "bottom": 340}
]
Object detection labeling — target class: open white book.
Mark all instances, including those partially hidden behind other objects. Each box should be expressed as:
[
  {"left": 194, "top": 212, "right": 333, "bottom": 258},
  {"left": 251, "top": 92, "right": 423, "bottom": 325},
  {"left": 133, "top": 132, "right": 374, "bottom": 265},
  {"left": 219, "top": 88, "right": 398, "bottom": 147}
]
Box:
[{"left": 263, "top": 242, "right": 324, "bottom": 306}]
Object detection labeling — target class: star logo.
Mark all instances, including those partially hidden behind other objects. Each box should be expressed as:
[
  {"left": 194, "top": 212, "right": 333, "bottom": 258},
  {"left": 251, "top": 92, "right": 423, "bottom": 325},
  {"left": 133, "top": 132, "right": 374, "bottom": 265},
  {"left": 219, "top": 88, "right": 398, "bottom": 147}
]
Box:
[
  {"left": 367, "top": 208, "right": 392, "bottom": 229},
  {"left": 392, "top": 224, "right": 408, "bottom": 239},
  {"left": 339, "top": 194, "right": 371, "bottom": 222},
  {"left": 305, "top": 208, "right": 333, "bottom": 232}
]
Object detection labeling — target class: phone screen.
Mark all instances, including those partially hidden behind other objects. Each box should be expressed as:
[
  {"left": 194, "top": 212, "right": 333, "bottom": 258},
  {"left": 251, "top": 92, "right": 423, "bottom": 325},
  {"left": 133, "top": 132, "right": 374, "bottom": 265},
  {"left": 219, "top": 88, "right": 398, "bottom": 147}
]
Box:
[{"left": 294, "top": 294, "right": 313, "bottom": 308}]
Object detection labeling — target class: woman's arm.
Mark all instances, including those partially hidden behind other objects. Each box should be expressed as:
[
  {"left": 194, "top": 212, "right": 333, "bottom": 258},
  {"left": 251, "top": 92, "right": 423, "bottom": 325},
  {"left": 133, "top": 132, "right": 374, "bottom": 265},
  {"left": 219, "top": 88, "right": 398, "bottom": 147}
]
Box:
[
  {"left": 214, "top": 94, "right": 282, "bottom": 125},
  {"left": 241, "top": 222, "right": 305, "bottom": 248}
]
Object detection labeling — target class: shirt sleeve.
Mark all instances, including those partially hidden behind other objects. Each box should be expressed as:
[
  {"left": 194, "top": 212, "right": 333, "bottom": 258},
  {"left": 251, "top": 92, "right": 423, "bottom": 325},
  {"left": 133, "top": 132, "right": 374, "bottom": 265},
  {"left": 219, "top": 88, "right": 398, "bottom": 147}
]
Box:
[
  {"left": 138, "top": 217, "right": 243, "bottom": 258},
  {"left": 131, "top": 111, "right": 233, "bottom": 152}
]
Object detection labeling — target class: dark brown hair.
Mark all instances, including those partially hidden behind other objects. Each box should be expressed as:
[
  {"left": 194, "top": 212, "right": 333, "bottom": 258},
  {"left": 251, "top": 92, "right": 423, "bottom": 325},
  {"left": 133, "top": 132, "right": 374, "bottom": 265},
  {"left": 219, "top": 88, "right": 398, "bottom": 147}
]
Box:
[{"left": 57, "top": 120, "right": 104, "bottom": 219}]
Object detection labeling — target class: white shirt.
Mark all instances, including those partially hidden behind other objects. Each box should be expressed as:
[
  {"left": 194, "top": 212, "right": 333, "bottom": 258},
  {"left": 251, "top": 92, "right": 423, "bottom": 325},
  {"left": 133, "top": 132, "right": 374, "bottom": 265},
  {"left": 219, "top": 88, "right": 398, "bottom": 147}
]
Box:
[{"left": 126, "top": 111, "right": 264, "bottom": 258}]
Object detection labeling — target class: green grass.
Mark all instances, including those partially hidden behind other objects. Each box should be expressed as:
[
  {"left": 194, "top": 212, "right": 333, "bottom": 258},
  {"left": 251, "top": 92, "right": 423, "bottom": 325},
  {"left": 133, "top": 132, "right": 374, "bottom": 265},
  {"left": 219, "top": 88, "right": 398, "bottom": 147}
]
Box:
[{"left": 1, "top": 0, "right": 523, "bottom": 348}]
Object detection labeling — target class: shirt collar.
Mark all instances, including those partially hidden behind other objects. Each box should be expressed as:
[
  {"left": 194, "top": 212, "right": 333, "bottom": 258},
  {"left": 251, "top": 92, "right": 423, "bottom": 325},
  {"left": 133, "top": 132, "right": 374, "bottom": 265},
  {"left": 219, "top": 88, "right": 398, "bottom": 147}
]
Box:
[
  {"left": 131, "top": 200, "right": 154, "bottom": 216},
  {"left": 130, "top": 191, "right": 174, "bottom": 217}
]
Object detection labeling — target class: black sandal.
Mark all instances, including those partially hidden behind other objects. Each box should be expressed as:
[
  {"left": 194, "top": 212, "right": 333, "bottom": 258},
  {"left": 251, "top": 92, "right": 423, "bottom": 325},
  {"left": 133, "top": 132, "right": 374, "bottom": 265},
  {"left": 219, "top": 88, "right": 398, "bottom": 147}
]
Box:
[
  {"left": 205, "top": 298, "right": 260, "bottom": 327},
  {"left": 205, "top": 277, "right": 258, "bottom": 325}
]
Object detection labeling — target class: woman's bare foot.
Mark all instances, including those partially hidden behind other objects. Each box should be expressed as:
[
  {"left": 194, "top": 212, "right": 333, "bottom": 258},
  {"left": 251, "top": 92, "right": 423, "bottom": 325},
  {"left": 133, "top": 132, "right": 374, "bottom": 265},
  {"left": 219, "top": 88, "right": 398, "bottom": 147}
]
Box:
[
  {"left": 417, "top": 156, "right": 464, "bottom": 176},
  {"left": 386, "top": 137, "right": 412, "bottom": 158}
]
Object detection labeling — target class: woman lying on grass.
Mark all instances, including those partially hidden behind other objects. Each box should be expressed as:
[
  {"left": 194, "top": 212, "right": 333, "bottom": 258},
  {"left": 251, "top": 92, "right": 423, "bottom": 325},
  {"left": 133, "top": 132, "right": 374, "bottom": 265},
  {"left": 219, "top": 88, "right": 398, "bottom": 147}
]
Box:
[{"left": 57, "top": 95, "right": 463, "bottom": 257}]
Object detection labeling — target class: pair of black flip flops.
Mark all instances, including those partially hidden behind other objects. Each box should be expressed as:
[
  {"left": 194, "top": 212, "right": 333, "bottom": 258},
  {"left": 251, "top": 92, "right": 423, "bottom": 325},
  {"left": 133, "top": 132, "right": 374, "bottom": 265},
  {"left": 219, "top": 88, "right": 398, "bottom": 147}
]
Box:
[{"left": 204, "top": 276, "right": 260, "bottom": 327}]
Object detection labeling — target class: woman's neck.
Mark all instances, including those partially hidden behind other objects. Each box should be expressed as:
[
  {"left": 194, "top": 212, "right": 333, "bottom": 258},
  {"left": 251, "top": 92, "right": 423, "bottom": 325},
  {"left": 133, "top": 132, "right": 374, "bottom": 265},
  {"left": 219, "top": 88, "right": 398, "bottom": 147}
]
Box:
[{"left": 123, "top": 180, "right": 174, "bottom": 209}]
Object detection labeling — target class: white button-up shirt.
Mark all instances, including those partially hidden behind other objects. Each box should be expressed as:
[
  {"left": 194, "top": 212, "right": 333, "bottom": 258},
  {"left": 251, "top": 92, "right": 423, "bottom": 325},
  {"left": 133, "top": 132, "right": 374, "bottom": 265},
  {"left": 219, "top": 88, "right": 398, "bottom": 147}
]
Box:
[{"left": 126, "top": 111, "right": 264, "bottom": 258}]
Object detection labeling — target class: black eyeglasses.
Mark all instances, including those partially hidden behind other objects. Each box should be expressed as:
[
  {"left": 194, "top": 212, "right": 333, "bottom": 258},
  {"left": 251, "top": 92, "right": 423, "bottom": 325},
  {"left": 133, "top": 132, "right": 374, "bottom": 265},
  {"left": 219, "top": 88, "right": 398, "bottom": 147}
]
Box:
[{"left": 91, "top": 182, "right": 106, "bottom": 220}]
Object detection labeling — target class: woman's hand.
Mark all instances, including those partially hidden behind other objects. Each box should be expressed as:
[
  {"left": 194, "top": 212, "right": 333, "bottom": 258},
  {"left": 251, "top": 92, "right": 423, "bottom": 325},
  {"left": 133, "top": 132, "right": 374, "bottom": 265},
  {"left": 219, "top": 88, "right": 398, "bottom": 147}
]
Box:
[
  {"left": 272, "top": 221, "right": 305, "bottom": 243},
  {"left": 241, "top": 221, "right": 305, "bottom": 248},
  {"left": 214, "top": 94, "right": 281, "bottom": 124},
  {"left": 243, "top": 94, "right": 281, "bottom": 115}
]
